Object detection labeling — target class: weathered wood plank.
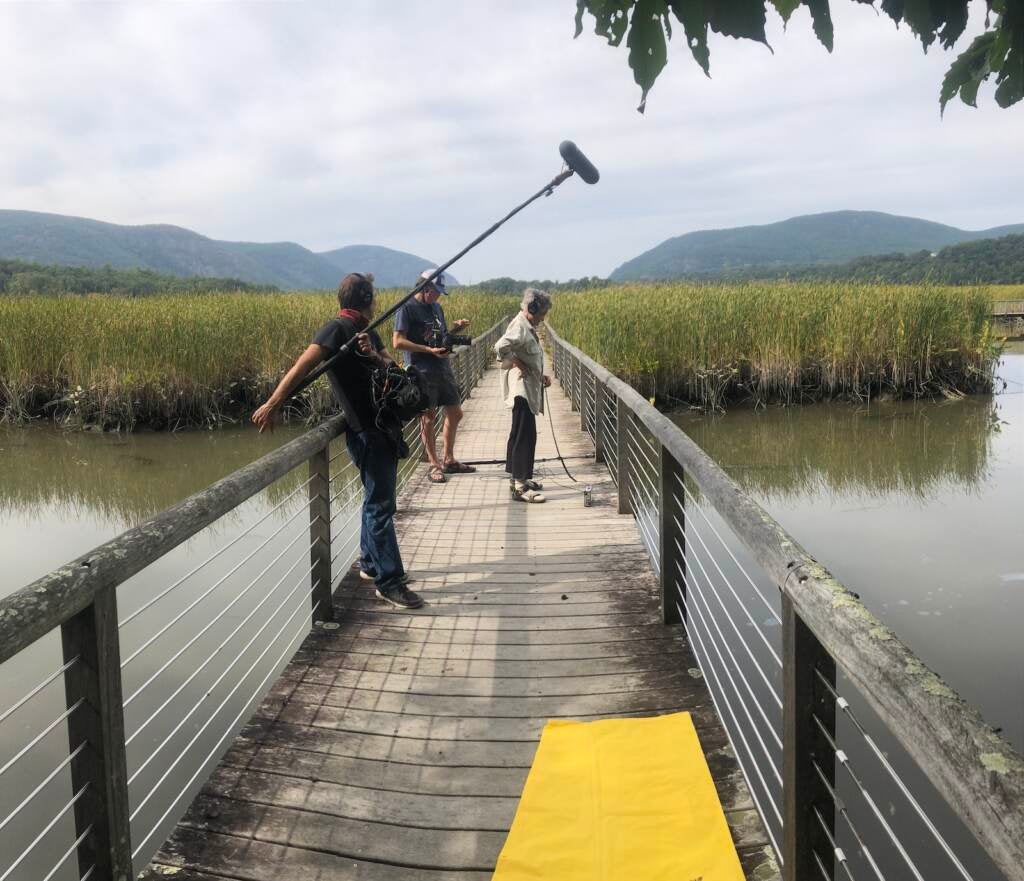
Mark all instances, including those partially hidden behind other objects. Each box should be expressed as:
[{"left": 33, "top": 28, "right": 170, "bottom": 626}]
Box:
[
  {"left": 323, "top": 618, "right": 684, "bottom": 644},
  {"left": 301, "top": 628, "right": 685, "bottom": 659},
  {"left": 338, "top": 608, "right": 663, "bottom": 630},
  {"left": 277, "top": 665, "right": 695, "bottom": 699},
  {"left": 288, "top": 647, "right": 689, "bottom": 678},
  {"left": 258, "top": 698, "right": 715, "bottom": 742},
  {"left": 149, "top": 826, "right": 493, "bottom": 880},
  {"left": 270, "top": 677, "right": 703, "bottom": 718},
  {"left": 239, "top": 717, "right": 542, "bottom": 767},
  {"left": 346, "top": 585, "right": 657, "bottom": 607}
]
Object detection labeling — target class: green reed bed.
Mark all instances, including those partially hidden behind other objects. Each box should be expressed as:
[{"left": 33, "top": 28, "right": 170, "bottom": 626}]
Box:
[
  {"left": 549, "top": 282, "right": 999, "bottom": 410},
  {"left": 0, "top": 291, "right": 517, "bottom": 429}
]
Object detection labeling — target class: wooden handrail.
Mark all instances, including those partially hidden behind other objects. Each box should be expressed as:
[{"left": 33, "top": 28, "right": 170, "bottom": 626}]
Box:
[
  {"left": 0, "top": 414, "right": 347, "bottom": 666},
  {"left": 545, "top": 320, "right": 1024, "bottom": 881}
]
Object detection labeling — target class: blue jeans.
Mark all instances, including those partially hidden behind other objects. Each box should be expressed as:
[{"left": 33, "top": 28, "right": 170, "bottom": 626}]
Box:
[{"left": 345, "top": 430, "right": 406, "bottom": 590}]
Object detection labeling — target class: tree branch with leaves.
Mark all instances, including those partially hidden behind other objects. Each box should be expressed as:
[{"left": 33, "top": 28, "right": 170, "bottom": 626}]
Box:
[{"left": 574, "top": 0, "right": 1024, "bottom": 113}]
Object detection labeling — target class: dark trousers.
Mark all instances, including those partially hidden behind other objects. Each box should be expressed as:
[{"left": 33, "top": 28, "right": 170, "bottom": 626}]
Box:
[
  {"left": 505, "top": 397, "right": 537, "bottom": 482},
  {"left": 345, "top": 430, "right": 406, "bottom": 589}
]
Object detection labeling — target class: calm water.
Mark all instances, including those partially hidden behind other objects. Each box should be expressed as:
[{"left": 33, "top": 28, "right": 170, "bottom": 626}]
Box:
[
  {"left": 673, "top": 345, "right": 1024, "bottom": 754},
  {"left": 0, "top": 423, "right": 366, "bottom": 879}
]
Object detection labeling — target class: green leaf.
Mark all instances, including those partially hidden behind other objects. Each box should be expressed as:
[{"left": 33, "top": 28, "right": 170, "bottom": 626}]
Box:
[
  {"left": 959, "top": 75, "right": 982, "bottom": 106},
  {"left": 705, "top": 0, "right": 769, "bottom": 44},
  {"left": 879, "top": 0, "right": 906, "bottom": 26},
  {"left": 803, "top": 0, "right": 835, "bottom": 51},
  {"left": 668, "top": 0, "right": 711, "bottom": 75},
  {"left": 940, "top": 30, "right": 996, "bottom": 112},
  {"left": 576, "top": 0, "right": 634, "bottom": 46},
  {"left": 627, "top": 0, "right": 670, "bottom": 112},
  {"left": 903, "top": 0, "right": 937, "bottom": 49},
  {"left": 769, "top": 0, "right": 801, "bottom": 24},
  {"left": 936, "top": 0, "right": 969, "bottom": 48},
  {"left": 575, "top": 0, "right": 587, "bottom": 38}
]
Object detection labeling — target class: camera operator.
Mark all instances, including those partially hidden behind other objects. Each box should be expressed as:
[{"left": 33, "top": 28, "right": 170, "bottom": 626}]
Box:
[
  {"left": 392, "top": 269, "right": 475, "bottom": 484},
  {"left": 495, "top": 288, "right": 552, "bottom": 503},
  {"left": 251, "top": 272, "right": 423, "bottom": 610}
]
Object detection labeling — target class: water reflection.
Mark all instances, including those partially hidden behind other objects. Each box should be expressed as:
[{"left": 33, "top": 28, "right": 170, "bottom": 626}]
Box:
[
  {"left": 0, "top": 424, "right": 307, "bottom": 527},
  {"left": 675, "top": 393, "right": 999, "bottom": 503}
]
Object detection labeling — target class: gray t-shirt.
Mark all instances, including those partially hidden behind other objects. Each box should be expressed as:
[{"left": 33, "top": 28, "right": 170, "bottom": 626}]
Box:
[{"left": 394, "top": 297, "right": 451, "bottom": 374}]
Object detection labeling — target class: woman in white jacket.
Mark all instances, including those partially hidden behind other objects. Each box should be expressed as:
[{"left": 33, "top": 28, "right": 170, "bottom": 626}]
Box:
[{"left": 494, "top": 289, "right": 553, "bottom": 503}]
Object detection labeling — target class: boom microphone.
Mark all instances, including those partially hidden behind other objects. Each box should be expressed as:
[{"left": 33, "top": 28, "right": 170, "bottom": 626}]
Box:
[
  {"left": 558, "top": 140, "right": 600, "bottom": 184},
  {"left": 289, "top": 142, "right": 599, "bottom": 400}
]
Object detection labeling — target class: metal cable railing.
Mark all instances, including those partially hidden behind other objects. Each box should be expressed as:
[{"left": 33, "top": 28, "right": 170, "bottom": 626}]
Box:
[
  {"left": 0, "top": 317, "right": 508, "bottom": 881},
  {"left": 545, "top": 322, "right": 1024, "bottom": 881}
]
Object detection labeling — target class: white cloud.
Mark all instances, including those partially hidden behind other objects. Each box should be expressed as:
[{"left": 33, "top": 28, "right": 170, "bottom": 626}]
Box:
[{"left": 1, "top": 0, "right": 1022, "bottom": 281}]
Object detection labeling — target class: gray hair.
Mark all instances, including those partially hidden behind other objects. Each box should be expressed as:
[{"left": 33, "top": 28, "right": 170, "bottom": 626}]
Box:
[{"left": 521, "top": 287, "right": 552, "bottom": 315}]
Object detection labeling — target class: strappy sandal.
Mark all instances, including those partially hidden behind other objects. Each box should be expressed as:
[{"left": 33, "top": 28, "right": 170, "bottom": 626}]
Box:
[
  {"left": 443, "top": 460, "right": 476, "bottom": 474},
  {"left": 428, "top": 466, "right": 448, "bottom": 483},
  {"left": 512, "top": 485, "right": 546, "bottom": 503}
]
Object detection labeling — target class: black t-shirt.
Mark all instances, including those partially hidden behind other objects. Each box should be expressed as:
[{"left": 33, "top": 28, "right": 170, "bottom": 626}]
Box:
[
  {"left": 394, "top": 298, "right": 450, "bottom": 374},
  {"left": 312, "top": 318, "right": 384, "bottom": 432}
]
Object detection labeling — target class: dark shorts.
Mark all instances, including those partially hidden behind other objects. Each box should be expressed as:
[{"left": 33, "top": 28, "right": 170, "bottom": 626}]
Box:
[{"left": 421, "top": 368, "right": 461, "bottom": 408}]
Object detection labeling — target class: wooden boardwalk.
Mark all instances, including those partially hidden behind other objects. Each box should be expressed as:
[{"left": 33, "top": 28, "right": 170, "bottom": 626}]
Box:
[{"left": 142, "top": 365, "right": 778, "bottom": 880}]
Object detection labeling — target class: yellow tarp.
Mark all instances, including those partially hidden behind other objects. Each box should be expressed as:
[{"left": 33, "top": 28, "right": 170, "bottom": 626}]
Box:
[{"left": 492, "top": 712, "right": 744, "bottom": 881}]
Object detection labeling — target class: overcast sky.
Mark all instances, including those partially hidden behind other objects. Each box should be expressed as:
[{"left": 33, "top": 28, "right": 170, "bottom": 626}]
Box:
[{"left": 2, "top": 0, "right": 1022, "bottom": 281}]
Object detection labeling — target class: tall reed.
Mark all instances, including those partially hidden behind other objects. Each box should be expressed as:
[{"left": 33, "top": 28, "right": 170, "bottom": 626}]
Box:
[
  {"left": 0, "top": 291, "right": 517, "bottom": 429},
  {"left": 548, "top": 282, "right": 998, "bottom": 409}
]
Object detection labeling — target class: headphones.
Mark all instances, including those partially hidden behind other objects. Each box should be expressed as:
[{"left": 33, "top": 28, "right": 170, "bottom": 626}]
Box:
[
  {"left": 527, "top": 296, "right": 549, "bottom": 315},
  {"left": 348, "top": 272, "right": 375, "bottom": 308}
]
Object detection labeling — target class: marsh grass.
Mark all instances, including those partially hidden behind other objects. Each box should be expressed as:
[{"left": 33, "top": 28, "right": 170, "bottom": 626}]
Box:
[
  {"left": 549, "top": 282, "right": 999, "bottom": 409},
  {"left": 0, "top": 291, "right": 517, "bottom": 429},
  {"left": 1, "top": 282, "right": 1001, "bottom": 428}
]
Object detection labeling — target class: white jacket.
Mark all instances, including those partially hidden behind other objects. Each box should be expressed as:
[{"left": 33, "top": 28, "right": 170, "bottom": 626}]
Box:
[{"left": 494, "top": 312, "right": 545, "bottom": 415}]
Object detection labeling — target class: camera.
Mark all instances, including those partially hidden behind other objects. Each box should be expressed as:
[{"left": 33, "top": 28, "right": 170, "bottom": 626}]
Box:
[{"left": 427, "top": 324, "right": 472, "bottom": 351}]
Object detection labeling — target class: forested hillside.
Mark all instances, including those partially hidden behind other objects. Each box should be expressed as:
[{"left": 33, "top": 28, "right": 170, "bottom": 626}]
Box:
[
  {"left": 0, "top": 259, "right": 276, "bottom": 296},
  {"left": 725, "top": 234, "right": 1024, "bottom": 284}
]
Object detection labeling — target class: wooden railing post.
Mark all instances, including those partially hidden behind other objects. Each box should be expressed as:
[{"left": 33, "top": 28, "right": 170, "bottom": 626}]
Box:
[
  {"left": 615, "top": 397, "right": 633, "bottom": 516},
  {"left": 61, "top": 588, "right": 133, "bottom": 881},
  {"left": 658, "top": 443, "right": 686, "bottom": 624},
  {"left": 594, "top": 381, "right": 606, "bottom": 464},
  {"left": 459, "top": 349, "right": 471, "bottom": 399},
  {"left": 308, "top": 446, "right": 334, "bottom": 621},
  {"left": 783, "top": 594, "right": 837, "bottom": 881},
  {"left": 579, "top": 366, "right": 589, "bottom": 432},
  {"left": 570, "top": 356, "right": 579, "bottom": 411}
]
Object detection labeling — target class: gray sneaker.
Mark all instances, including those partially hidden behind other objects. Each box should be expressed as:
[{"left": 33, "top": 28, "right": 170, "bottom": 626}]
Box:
[{"left": 375, "top": 584, "right": 424, "bottom": 609}]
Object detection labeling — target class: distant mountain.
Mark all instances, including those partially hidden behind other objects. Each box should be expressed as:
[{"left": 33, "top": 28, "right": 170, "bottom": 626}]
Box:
[
  {"left": 317, "top": 245, "right": 457, "bottom": 289},
  {"left": 610, "top": 211, "right": 1024, "bottom": 280},
  {"left": 0, "top": 210, "right": 445, "bottom": 290}
]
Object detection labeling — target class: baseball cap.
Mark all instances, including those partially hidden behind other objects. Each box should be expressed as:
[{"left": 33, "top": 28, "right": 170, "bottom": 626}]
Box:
[{"left": 419, "top": 268, "right": 448, "bottom": 295}]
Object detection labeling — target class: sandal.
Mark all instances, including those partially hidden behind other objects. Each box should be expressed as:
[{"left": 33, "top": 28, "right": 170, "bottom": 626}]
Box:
[
  {"left": 428, "top": 466, "right": 448, "bottom": 483},
  {"left": 443, "top": 460, "right": 476, "bottom": 474},
  {"left": 512, "top": 486, "right": 546, "bottom": 503}
]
